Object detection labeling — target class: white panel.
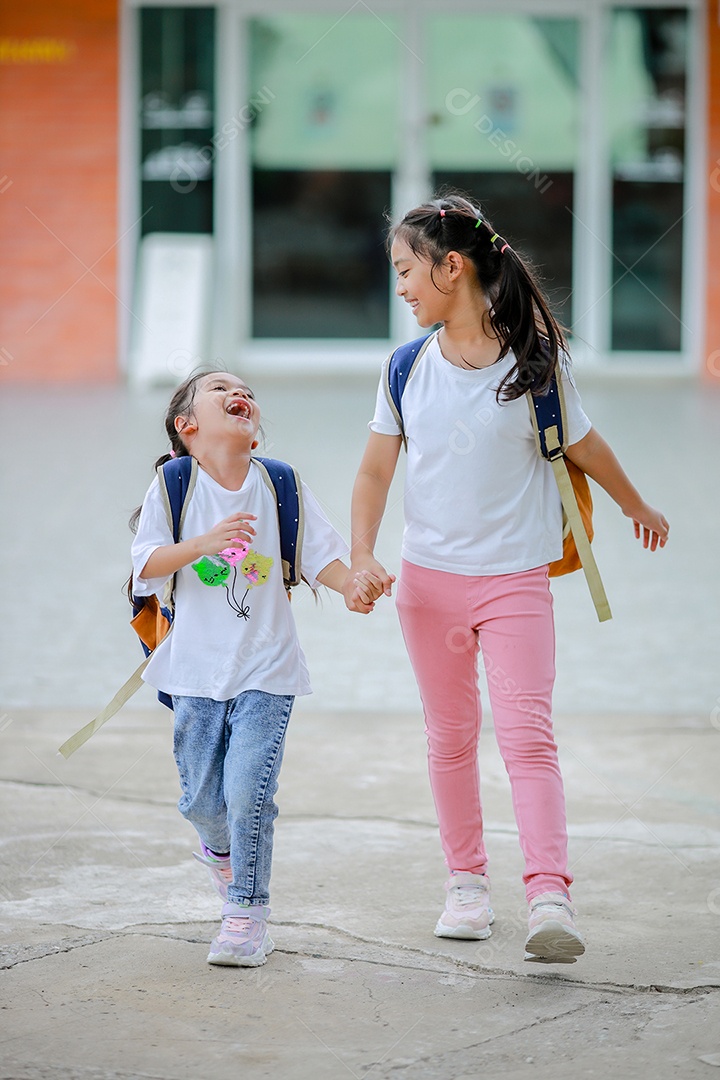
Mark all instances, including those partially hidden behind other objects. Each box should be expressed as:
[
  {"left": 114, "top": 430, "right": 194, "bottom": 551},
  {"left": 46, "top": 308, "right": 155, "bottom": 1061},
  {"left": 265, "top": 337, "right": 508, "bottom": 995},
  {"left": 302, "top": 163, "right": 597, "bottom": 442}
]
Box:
[{"left": 129, "top": 233, "right": 214, "bottom": 386}]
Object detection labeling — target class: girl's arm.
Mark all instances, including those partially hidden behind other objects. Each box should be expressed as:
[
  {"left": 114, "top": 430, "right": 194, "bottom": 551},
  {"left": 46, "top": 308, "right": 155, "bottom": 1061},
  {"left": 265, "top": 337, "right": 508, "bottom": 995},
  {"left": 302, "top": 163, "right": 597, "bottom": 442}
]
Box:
[
  {"left": 139, "top": 513, "right": 257, "bottom": 580},
  {"left": 565, "top": 428, "right": 669, "bottom": 550},
  {"left": 348, "top": 431, "right": 402, "bottom": 593}
]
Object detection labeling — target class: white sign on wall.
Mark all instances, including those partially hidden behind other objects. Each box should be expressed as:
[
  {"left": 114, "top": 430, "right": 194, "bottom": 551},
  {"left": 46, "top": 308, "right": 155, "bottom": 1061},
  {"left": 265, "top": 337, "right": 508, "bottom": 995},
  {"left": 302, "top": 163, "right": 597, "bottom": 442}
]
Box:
[{"left": 129, "top": 232, "right": 214, "bottom": 386}]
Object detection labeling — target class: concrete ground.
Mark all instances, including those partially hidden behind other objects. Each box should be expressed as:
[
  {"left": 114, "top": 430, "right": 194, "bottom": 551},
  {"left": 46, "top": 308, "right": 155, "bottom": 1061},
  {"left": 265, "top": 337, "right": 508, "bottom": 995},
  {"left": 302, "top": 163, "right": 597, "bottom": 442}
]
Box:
[{"left": 1, "top": 373, "right": 720, "bottom": 1079}]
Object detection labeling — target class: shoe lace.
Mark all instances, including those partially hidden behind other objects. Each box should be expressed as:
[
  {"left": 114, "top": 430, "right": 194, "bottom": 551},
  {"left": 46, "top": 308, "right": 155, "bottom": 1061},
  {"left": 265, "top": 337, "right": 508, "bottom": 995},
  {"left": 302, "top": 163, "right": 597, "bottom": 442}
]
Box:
[
  {"left": 224, "top": 916, "right": 255, "bottom": 934},
  {"left": 453, "top": 884, "right": 488, "bottom": 907}
]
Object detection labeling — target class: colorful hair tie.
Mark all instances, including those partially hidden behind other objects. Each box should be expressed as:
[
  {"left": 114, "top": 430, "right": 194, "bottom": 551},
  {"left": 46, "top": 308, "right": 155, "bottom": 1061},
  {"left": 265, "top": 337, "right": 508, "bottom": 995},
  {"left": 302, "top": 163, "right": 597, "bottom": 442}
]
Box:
[
  {"left": 439, "top": 208, "right": 446, "bottom": 218},
  {"left": 170, "top": 449, "right": 177, "bottom": 458},
  {"left": 490, "top": 233, "right": 499, "bottom": 244},
  {"left": 500, "top": 243, "right": 510, "bottom": 254},
  {"left": 474, "top": 218, "right": 483, "bottom": 228}
]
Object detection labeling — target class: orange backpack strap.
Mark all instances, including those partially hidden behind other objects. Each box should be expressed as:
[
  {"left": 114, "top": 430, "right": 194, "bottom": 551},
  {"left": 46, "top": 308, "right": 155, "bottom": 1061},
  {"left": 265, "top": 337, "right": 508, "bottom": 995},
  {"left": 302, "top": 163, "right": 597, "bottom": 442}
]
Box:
[{"left": 528, "top": 365, "right": 612, "bottom": 623}]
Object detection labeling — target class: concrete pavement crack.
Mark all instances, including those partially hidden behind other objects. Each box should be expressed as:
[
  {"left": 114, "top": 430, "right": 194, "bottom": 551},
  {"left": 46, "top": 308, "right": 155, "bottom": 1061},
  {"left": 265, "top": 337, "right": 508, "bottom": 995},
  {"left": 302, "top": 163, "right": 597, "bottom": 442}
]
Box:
[
  {"left": 119, "top": 923, "right": 720, "bottom": 998},
  {"left": 0, "top": 933, "right": 112, "bottom": 970}
]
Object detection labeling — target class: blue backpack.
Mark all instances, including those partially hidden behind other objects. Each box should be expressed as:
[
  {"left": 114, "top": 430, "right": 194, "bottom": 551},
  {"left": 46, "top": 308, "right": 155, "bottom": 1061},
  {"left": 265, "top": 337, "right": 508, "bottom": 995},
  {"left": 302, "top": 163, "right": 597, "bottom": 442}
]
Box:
[
  {"left": 59, "top": 455, "right": 304, "bottom": 757},
  {"left": 385, "top": 334, "right": 611, "bottom": 623}
]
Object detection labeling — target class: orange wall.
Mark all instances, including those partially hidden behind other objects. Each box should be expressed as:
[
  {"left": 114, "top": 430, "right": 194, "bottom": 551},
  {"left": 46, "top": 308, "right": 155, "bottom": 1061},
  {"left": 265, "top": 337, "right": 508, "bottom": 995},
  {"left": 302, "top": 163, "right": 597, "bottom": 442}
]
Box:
[
  {"left": 707, "top": 1, "right": 720, "bottom": 380},
  {"left": 0, "top": 1, "right": 118, "bottom": 383}
]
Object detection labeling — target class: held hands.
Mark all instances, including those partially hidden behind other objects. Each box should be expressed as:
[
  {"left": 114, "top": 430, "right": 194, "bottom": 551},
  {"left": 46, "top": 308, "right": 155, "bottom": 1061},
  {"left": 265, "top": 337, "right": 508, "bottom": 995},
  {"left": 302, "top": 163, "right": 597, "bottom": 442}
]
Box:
[
  {"left": 628, "top": 502, "right": 669, "bottom": 551},
  {"left": 343, "top": 557, "right": 396, "bottom": 615},
  {"left": 199, "top": 513, "right": 257, "bottom": 557}
]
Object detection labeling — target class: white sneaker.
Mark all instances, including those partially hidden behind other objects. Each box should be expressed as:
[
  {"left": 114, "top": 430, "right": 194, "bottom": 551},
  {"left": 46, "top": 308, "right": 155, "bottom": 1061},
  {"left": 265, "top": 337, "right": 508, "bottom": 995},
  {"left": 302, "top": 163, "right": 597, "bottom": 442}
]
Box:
[
  {"left": 434, "top": 872, "right": 495, "bottom": 940},
  {"left": 207, "top": 903, "right": 274, "bottom": 967},
  {"left": 524, "top": 892, "right": 585, "bottom": 964}
]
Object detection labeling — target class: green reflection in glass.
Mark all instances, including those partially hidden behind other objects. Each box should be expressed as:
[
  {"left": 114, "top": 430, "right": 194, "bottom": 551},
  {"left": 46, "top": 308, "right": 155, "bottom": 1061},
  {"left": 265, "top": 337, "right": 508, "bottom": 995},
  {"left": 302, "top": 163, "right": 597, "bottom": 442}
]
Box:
[
  {"left": 427, "top": 16, "right": 579, "bottom": 171},
  {"left": 248, "top": 15, "right": 399, "bottom": 338},
  {"left": 249, "top": 15, "right": 400, "bottom": 169},
  {"left": 427, "top": 15, "right": 578, "bottom": 331}
]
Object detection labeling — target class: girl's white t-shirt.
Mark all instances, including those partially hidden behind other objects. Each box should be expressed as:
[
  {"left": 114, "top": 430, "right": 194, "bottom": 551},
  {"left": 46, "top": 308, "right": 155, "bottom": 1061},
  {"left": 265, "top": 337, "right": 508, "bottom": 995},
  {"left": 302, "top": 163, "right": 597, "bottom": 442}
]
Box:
[
  {"left": 369, "top": 333, "right": 592, "bottom": 576},
  {"left": 131, "top": 460, "right": 347, "bottom": 701}
]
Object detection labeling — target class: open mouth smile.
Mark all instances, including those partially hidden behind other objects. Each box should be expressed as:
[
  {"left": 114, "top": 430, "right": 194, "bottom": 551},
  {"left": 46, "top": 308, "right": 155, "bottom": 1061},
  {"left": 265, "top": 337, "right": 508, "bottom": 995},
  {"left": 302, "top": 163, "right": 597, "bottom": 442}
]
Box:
[{"left": 226, "top": 399, "right": 252, "bottom": 419}]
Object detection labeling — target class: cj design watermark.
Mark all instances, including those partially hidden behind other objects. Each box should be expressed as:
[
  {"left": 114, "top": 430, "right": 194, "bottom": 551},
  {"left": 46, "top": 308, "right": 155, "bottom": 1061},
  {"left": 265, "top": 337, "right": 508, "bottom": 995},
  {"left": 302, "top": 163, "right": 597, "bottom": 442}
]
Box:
[
  {"left": 170, "top": 87, "right": 276, "bottom": 194},
  {"left": 445, "top": 89, "right": 553, "bottom": 194},
  {"left": 710, "top": 159, "right": 720, "bottom": 194},
  {"left": 706, "top": 350, "right": 720, "bottom": 378},
  {"left": 448, "top": 407, "right": 495, "bottom": 456},
  {"left": 166, "top": 347, "right": 203, "bottom": 379},
  {"left": 710, "top": 696, "right": 720, "bottom": 731}
]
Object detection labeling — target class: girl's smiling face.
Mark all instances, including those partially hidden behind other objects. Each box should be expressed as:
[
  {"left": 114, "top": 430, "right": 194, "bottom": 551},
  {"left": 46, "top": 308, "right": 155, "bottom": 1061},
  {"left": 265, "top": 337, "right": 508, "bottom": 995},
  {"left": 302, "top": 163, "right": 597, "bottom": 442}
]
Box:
[
  {"left": 175, "top": 372, "right": 261, "bottom": 447},
  {"left": 392, "top": 236, "right": 451, "bottom": 327}
]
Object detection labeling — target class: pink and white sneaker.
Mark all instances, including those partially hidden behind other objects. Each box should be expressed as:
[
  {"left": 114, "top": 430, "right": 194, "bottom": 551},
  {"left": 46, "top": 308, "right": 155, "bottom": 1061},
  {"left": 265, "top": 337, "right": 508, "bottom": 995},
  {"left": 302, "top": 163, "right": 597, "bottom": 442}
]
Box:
[
  {"left": 434, "top": 872, "right": 495, "bottom": 940},
  {"left": 193, "top": 842, "right": 233, "bottom": 902},
  {"left": 524, "top": 892, "right": 585, "bottom": 964},
  {"left": 207, "top": 903, "right": 274, "bottom": 967}
]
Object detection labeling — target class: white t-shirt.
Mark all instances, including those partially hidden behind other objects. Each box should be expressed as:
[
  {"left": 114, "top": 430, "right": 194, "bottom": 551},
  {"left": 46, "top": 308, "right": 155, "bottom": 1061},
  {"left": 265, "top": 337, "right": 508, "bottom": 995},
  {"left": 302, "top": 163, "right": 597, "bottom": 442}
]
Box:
[
  {"left": 131, "top": 460, "right": 347, "bottom": 700},
  {"left": 370, "top": 332, "right": 592, "bottom": 576}
]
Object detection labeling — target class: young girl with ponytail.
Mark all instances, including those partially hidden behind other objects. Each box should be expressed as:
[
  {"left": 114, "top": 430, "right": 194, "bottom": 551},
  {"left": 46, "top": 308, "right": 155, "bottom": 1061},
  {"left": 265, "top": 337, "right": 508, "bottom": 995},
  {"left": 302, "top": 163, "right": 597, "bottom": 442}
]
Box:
[{"left": 347, "top": 193, "right": 668, "bottom": 964}]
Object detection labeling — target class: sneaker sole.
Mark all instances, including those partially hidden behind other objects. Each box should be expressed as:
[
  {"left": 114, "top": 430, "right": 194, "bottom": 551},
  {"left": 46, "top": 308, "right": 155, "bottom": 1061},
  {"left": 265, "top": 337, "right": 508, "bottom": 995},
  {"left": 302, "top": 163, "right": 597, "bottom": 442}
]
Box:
[
  {"left": 524, "top": 921, "right": 585, "bottom": 964},
  {"left": 207, "top": 934, "right": 274, "bottom": 967},
  {"left": 434, "top": 909, "right": 495, "bottom": 941}
]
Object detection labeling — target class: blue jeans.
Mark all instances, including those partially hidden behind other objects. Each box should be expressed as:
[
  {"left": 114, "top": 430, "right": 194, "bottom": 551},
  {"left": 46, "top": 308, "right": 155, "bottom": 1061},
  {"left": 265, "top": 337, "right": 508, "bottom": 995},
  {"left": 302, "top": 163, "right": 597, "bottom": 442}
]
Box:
[{"left": 172, "top": 690, "right": 294, "bottom": 906}]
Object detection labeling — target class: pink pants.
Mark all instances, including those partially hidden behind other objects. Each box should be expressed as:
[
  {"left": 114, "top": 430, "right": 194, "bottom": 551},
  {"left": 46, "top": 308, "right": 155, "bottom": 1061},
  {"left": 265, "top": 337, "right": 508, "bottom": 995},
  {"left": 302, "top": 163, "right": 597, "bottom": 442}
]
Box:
[{"left": 396, "top": 559, "right": 572, "bottom": 902}]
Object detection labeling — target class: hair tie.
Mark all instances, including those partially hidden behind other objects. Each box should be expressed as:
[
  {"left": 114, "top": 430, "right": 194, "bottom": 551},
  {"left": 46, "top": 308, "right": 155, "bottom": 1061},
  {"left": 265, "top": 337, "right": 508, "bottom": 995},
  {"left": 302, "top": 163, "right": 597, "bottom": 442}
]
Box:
[
  {"left": 169, "top": 450, "right": 177, "bottom": 458},
  {"left": 489, "top": 232, "right": 510, "bottom": 254},
  {"left": 439, "top": 208, "right": 446, "bottom": 218},
  {"left": 474, "top": 218, "right": 483, "bottom": 229}
]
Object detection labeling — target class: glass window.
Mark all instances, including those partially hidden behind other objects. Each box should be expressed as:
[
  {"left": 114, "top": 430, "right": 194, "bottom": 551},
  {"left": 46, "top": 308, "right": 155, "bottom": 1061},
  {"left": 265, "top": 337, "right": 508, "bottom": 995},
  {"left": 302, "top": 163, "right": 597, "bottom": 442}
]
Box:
[
  {"left": 607, "top": 8, "right": 687, "bottom": 351},
  {"left": 427, "top": 16, "right": 579, "bottom": 330},
  {"left": 248, "top": 15, "right": 400, "bottom": 338},
  {"left": 140, "top": 7, "right": 215, "bottom": 235}
]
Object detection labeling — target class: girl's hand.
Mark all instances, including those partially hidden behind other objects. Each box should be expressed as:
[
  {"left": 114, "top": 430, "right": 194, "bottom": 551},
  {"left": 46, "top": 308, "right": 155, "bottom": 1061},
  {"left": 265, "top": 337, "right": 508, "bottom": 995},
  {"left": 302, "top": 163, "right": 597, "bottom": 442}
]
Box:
[
  {"left": 342, "top": 574, "right": 374, "bottom": 614},
  {"left": 629, "top": 503, "right": 669, "bottom": 551},
  {"left": 352, "top": 570, "right": 385, "bottom": 606},
  {"left": 198, "top": 513, "right": 257, "bottom": 556},
  {"left": 342, "top": 564, "right": 396, "bottom": 614},
  {"left": 350, "top": 556, "right": 396, "bottom": 598}
]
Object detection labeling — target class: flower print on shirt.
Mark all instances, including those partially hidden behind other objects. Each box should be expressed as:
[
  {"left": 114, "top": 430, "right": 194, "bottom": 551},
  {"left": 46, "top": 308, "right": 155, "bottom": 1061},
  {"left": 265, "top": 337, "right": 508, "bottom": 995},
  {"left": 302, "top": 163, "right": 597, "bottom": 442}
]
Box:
[{"left": 192, "top": 539, "right": 274, "bottom": 620}]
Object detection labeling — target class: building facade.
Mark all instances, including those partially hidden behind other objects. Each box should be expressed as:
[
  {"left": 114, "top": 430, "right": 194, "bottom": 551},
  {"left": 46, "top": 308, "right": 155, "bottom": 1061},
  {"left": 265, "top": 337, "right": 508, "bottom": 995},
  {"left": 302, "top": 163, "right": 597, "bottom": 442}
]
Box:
[{"left": 1, "top": 0, "right": 717, "bottom": 382}]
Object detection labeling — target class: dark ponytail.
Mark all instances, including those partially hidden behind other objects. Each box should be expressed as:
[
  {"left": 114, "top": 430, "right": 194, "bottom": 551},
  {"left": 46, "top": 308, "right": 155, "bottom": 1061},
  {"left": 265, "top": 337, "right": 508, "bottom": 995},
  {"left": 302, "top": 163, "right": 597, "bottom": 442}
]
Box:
[{"left": 388, "top": 192, "right": 567, "bottom": 401}]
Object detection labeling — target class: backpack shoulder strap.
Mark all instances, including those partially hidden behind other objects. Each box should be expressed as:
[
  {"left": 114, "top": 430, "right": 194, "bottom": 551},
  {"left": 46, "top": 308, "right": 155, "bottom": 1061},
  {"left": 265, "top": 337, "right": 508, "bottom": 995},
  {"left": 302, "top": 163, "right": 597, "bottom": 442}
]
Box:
[
  {"left": 527, "top": 365, "right": 612, "bottom": 623},
  {"left": 384, "top": 332, "right": 435, "bottom": 448},
  {"left": 253, "top": 457, "right": 303, "bottom": 590},
  {"left": 153, "top": 455, "right": 198, "bottom": 611},
  {"left": 527, "top": 364, "right": 567, "bottom": 461},
  {"left": 157, "top": 455, "right": 198, "bottom": 542}
]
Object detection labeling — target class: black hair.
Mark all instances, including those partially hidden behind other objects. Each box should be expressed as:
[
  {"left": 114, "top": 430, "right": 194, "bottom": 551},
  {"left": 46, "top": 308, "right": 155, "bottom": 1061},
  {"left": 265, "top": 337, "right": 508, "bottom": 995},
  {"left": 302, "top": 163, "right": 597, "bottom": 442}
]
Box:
[
  {"left": 388, "top": 192, "right": 567, "bottom": 401},
  {"left": 128, "top": 367, "right": 222, "bottom": 535}
]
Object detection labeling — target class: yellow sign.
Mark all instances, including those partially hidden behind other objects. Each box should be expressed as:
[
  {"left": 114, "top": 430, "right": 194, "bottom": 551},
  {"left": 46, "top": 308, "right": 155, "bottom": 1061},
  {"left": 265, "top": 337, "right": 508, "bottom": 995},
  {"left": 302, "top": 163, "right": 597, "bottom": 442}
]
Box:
[{"left": 0, "top": 39, "right": 76, "bottom": 64}]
